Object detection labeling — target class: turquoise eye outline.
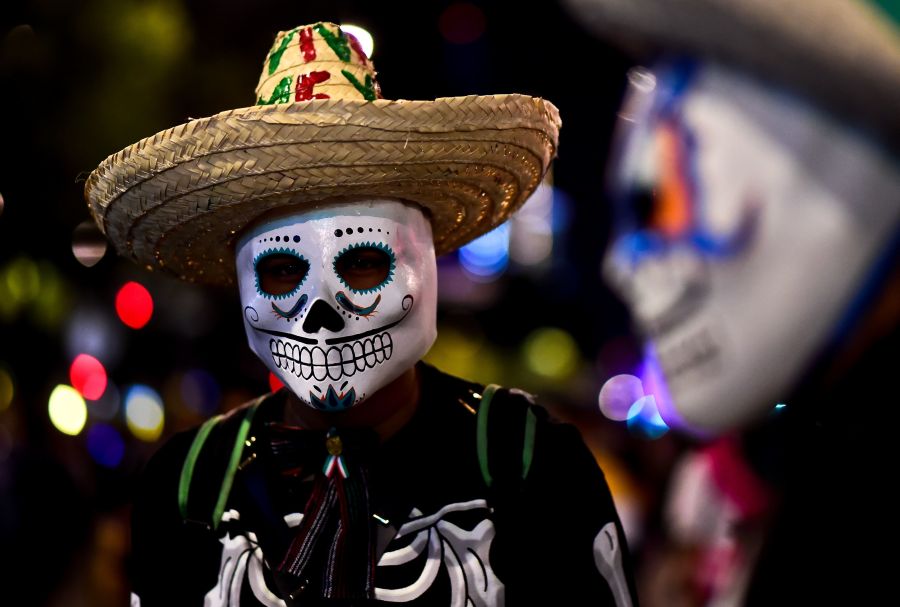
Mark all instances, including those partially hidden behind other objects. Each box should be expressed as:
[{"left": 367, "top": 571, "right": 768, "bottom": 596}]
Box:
[
  {"left": 332, "top": 241, "right": 396, "bottom": 295},
  {"left": 253, "top": 248, "right": 310, "bottom": 300}
]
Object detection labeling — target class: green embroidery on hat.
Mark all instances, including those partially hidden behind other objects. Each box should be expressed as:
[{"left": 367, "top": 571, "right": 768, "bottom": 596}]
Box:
[
  {"left": 266, "top": 28, "right": 298, "bottom": 75},
  {"left": 314, "top": 23, "right": 351, "bottom": 62},
  {"left": 341, "top": 70, "right": 377, "bottom": 101},
  {"left": 257, "top": 76, "right": 292, "bottom": 105}
]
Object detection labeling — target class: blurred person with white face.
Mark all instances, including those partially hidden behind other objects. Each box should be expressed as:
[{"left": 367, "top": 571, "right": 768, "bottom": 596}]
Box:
[
  {"left": 564, "top": 0, "right": 900, "bottom": 603},
  {"left": 84, "top": 22, "right": 638, "bottom": 607}
]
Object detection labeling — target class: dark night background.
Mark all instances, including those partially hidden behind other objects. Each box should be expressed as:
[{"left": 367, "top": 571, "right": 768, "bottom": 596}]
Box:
[{"left": 0, "top": 2, "right": 688, "bottom": 604}]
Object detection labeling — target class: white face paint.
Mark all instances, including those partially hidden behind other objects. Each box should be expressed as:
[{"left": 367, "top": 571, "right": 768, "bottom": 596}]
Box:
[
  {"left": 236, "top": 199, "right": 437, "bottom": 411},
  {"left": 604, "top": 60, "right": 900, "bottom": 433}
]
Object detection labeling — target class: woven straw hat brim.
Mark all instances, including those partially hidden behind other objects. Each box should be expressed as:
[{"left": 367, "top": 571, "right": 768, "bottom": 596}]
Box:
[
  {"left": 85, "top": 94, "right": 561, "bottom": 285},
  {"left": 563, "top": 0, "right": 900, "bottom": 142}
]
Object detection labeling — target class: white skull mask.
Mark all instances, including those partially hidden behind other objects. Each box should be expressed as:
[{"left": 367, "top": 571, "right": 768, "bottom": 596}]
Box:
[
  {"left": 604, "top": 59, "right": 900, "bottom": 433},
  {"left": 235, "top": 199, "right": 437, "bottom": 410}
]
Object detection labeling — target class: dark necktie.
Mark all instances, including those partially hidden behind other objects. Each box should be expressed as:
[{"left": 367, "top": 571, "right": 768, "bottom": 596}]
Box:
[{"left": 263, "top": 422, "right": 379, "bottom": 604}]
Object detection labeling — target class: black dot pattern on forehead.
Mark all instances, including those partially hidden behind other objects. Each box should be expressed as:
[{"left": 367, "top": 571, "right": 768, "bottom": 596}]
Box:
[
  {"left": 333, "top": 226, "right": 385, "bottom": 239},
  {"left": 258, "top": 235, "right": 300, "bottom": 245}
]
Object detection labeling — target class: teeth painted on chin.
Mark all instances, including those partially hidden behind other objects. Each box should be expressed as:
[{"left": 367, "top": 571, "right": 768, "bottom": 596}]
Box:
[
  {"left": 268, "top": 334, "right": 393, "bottom": 382},
  {"left": 364, "top": 341, "right": 377, "bottom": 366},
  {"left": 382, "top": 333, "right": 393, "bottom": 360},
  {"left": 326, "top": 346, "right": 343, "bottom": 381},
  {"left": 341, "top": 345, "right": 356, "bottom": 377},
  {"left": 290, "top": 344, "right": 299, "bottom": 375},
  {"left": 353, "top": 341, "right": 366, "bottom": 371},
  {"left": 312, "top": 347, "right": 326, "bottom": 366}
]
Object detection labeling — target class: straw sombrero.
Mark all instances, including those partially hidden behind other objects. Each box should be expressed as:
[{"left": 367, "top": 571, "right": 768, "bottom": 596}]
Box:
[
  {"left": 84, "top": 22, "right": 561, "bottom": 285},
  {"left": 563, "top": 0, "right": 900, "bottom": 144}
]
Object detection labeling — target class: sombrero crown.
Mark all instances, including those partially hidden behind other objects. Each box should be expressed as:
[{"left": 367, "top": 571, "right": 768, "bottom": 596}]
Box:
[{"left": 84, "top": 22, "right": 561, "bottom": 285}]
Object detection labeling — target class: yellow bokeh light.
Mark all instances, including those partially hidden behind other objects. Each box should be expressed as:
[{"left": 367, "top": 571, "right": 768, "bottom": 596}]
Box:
[
  {"left": 125, "top": 385, "right": 165, "bottom": 442},
  {"left": 5, "top": 257, "right": 41, "bottom": 303},
  {"left": 523, "top": 327, "right": 580, "bottom": 380},
  {"left": 32, "top": 262, "right": 71, "bottom": 330},
  {"left": 48, "top": 384, "right": 88, "bottom": 436}
]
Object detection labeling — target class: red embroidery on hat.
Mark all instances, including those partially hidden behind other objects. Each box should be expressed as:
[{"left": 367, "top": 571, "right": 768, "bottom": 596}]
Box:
[
  {"left": 345, "top": 33, "right": 368, "bottom": 66},
  {"left": 298, "top": 27, "right": 316, "bottom": 62},
  {"left": 296, "top": 70, "right": 331, "bottom": 101}
]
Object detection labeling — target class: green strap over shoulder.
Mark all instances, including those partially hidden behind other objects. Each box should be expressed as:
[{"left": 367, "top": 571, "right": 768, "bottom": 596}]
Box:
[
  {"left": 178, "top": 414, "right": 222, "bottom": 520},
  {"left": 476, "top": 384, "right": 500, "bottom": 488},
  {"left": 177, "top": 397, "right": 263, "bottom": 529},
  {"left": 476, "top": 384, "right": 538, "bottom": 488}
]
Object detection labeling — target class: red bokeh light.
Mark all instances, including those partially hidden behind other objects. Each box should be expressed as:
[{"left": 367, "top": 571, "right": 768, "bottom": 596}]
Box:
[
  {"left": 268, "top": 372, "right": 285, "bottom": 393},
  {"left": 115, "top": 281, "right": 153, "bottom": 329},
  {"left": 70, "top": 354, "right": 107, "bottom": 400}
]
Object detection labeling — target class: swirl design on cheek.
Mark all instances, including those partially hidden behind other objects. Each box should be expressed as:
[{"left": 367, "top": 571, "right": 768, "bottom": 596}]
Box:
[
  {"left": 335, "top": 291, "right": 381, "bottom": 317},
  {"left": 244, "top": 306, "right": 259, "bottom": 323},
  {"left": 272, "top": 294, "right": 309, "bottom": 319}
]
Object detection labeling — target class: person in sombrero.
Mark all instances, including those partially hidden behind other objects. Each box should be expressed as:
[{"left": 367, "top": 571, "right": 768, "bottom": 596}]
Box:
[
  {"left": 85, "top": 23, "right": 638, "bottom": 606},
  {"left": 563, "top": 0, "right": 900, "bottom": 603}
]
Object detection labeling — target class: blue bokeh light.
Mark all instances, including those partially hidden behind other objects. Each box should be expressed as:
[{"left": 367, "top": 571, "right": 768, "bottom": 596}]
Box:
[
  {"left": 626, "top": 394, "right": 670, "bottom": 439},
  {"left": 86, "top": 423, "right": 125, "bottom": 468},
  {"left": 180, "top": 369, "right": 221, "bottom": 416},
  {"left": 458, "top": 223, "right": 510, "bottom": 280}
]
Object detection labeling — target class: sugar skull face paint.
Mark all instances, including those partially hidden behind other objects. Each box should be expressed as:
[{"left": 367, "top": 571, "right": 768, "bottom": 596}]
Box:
[
  {"left": 236, "top": 199, "right": 438, "bottom": 411},
  {"left": 604, "top": 59, "right": 900, "bottom": 433}
]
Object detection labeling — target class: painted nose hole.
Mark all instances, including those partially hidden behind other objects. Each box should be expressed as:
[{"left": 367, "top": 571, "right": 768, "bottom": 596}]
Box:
[{"left": 302, "top": 299, "right": 345, "bottom": 333}]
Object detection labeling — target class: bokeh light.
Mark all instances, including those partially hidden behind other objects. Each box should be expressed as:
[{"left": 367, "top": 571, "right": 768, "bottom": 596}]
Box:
[
  {"left": 459, "top": 223, "right": 510, "bottom": 280},
  {"left": 4, "top": 256, "right": 40, "bottom": 304},
  {"left": 626, "top": 395, "right": 669, "bottom": 439},
  {"left": 0, "top": 366, "right": 13, "bottom": 411},
  {"left": 69, "top": 354, "right": 108, "bottom": 400},
  {"left": 116, "top": 281, "right": 154, "bottom": 329},
  {"left": 0, "top": 191, "right": 4, "bottom": 217},
  {"left": 510, "top": 183, "right": 555, "bottom": 267},
  {"left": 523, "top": 327, "right": 580, "bottom": 380},
  {"left": 598, "top": 374, "right": 644, "bottom": 421},
  {"left": 66, "top": 305, "right": 126, "bottom": 366},
  {"left": 88, "top": 382, "right": 120, "bottom": 420},
  {"left": 72, "top": 220, "right": 108, "bottom": 267},
  {"left": 48, "top": 385, "right": 88, "bottom": 436},
  {"left": 30, "top": 261, "right": 72, "bottom": 330},
  {"left": 268, "top": 372, "right": 285, "bottom": 393},
  {"left": 638, "top": 343, "right": 687, "bottom": 431},
  {"left": 124, "top": 384, "right": 164, "bottom": 442},
  {"left": 424, "top": 324, "right": 502, "bottom": 385},
  {"left": 340, "top": 24, "right": 374, "bottom": 58},
  {"left": 439, "top": 2, "right": 486, "bottom": 44},
  {"left": 181, "top": 369, "right": 221, "bottom": 416},
  {"left": 87, "top": 423, "right": 126, "bottom": 468}
]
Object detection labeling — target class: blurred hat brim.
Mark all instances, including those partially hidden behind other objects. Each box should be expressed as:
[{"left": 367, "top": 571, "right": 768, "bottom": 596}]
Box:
[{"left": 563, "top": 0, "right": 900, "bottom": 143}]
